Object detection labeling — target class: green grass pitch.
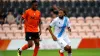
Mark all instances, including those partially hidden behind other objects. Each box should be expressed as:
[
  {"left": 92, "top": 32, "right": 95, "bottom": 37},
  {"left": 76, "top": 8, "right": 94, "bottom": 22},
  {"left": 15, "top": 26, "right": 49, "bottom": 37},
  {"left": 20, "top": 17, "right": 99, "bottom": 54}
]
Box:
[{"left": 0, "top": 49, "right": 100, "bottom": 56}]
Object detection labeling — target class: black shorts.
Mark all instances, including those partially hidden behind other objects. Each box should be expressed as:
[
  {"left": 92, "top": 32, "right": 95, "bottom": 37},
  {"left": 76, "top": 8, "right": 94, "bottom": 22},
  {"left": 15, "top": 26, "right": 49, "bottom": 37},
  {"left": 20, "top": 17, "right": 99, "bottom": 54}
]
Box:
[{"left": 25, "top": 32, "right": 40, "bottom": 41}]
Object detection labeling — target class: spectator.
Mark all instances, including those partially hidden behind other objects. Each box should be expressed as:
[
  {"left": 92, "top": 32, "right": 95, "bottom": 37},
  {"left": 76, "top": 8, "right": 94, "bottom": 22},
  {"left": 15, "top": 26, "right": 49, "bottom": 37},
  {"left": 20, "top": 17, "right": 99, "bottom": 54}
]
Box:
[
  {"left": 5, "top": 11, "right": 15, "bottom": 24},
  {"left": 16, "top": 14, "right": 21, "bottom": 25},
  {"left": 0, "top": 15, "right": 4, "bottom": 24},
  {"left": 0, "top": 9, "right": 4, "bottom": 24},
  {"left": 16, "top": 8, "right": 23, "bottom": 25}
]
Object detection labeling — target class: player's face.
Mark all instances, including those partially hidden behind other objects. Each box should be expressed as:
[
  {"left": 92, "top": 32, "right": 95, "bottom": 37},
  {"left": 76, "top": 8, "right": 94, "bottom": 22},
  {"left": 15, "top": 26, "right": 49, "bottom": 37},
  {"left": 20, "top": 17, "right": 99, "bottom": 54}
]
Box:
[
  {"left": 32, "top": 2, "right": 38, "bottom": 10},
  {"left": 58, "top": 10, "right": 64, "bottom": 17}
]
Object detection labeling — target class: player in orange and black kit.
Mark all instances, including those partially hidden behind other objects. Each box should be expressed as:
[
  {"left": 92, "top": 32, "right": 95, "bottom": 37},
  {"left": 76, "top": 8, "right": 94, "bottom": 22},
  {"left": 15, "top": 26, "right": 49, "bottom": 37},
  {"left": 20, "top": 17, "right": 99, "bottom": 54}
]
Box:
[{"left": 18, "top": 1, "right": 41, "bottom": 56}]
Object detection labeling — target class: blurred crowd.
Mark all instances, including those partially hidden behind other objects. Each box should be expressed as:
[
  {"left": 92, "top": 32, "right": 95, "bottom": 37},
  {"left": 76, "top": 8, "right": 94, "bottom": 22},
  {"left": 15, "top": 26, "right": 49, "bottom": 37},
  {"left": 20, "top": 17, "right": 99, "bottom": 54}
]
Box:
[
  {"left": 0, "top": 0, "right": 100, "bottom": 25},
  {"left": 0, "top": 9, "right": 22, "bottom": 25}
]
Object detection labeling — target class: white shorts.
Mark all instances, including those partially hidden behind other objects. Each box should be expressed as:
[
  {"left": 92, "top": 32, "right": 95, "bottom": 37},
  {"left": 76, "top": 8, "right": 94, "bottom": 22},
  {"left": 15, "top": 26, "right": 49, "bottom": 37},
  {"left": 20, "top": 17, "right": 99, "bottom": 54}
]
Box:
[{"left": 56, "top": 33, "right": 71, "bottom": 49}]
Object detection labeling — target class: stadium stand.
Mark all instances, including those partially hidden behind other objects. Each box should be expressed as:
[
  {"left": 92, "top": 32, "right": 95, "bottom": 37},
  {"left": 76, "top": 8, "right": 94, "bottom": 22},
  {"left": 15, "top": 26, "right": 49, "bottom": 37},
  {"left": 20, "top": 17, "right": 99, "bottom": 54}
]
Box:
[
  {"left": 0, "top": 0, "right": 100, "bottom": 17},
  {"left": 0, "top": 0, "right": 100, "bottom": 39}
]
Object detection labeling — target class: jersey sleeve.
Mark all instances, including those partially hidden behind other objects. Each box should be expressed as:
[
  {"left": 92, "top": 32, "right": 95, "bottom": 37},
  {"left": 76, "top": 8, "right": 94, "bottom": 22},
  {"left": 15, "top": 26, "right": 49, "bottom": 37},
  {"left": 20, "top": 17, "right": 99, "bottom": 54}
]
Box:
[
  {"left": 67, "top": 18, "right": 71, "bottom": 27},
  {"left": 49, "top": 18, "right": 56, "bottom": 27},
  {"left": 22, "top": 10, "right": 28, "bottom": 20}
]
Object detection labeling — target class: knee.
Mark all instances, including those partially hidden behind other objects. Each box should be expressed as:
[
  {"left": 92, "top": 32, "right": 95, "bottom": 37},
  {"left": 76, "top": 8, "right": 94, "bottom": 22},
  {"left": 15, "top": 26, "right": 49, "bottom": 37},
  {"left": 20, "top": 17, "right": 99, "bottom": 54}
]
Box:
[
  {"left": 28, "top": 43, "right": 33, "bottom": 48},
  {"left": 64, "top": 45, "right": 71, "bottom": 51},
  {"left": 35, "top": 42, "right": 39, "bottom": 46}
]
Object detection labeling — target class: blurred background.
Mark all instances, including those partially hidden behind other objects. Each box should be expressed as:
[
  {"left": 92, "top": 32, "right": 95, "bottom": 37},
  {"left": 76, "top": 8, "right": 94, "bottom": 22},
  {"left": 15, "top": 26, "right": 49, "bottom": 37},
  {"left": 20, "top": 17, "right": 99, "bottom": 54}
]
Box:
[{"left": 0, "top": 0, "right": 100, "bottom": 56}]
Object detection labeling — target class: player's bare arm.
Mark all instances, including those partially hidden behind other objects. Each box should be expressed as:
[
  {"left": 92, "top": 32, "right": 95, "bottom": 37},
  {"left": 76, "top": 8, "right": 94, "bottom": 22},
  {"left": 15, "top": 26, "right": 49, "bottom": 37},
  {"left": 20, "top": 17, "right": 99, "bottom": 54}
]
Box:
[
  {"left": 39, "top": 19, "right": 42, "bottom": 35},
  {"left": 48, "top": 26, "right": 57, "bottom": 41}
]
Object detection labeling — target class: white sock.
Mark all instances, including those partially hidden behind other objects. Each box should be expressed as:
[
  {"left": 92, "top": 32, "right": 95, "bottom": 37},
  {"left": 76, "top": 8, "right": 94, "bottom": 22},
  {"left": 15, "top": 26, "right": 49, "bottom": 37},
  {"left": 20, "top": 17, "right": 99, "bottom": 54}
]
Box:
[
  {"left": 19, "top": 48, "right": 22, "bottom": 51},
  {"left": 60, "top": 49, "right": 65, "bottom": 53},
  {"left": 68, "top": 53, "right": 72, "bottom": 56}
]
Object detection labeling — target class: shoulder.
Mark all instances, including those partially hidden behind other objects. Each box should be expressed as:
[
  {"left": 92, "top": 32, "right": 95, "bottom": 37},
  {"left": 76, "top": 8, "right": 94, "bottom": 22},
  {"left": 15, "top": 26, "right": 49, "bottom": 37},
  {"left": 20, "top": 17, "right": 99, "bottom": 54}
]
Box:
[
  {"left": 26, "top": 9, "right": 31, "bottom": 12},
  {"left": 53, "top": 17, "right": 59, "bottom": 21},
  {"left": 24, "top": 9, "right": 30, "bottom": 14},
  {"left": 36, "top": 10, "right": 41, "bottom": 14}
]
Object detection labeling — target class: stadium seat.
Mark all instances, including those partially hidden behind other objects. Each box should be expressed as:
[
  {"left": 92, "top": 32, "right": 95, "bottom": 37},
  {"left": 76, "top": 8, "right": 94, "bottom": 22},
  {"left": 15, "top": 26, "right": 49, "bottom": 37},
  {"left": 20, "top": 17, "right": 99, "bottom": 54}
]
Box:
[
  {"left": 93, "top": 16, "right": 100, "bottom": 23},
  {"left": 3, "top": 27, "right": 10, "bottom": 31},
  {"left": 2, "top": 24, "right": 10, "bottom": 31},
  {"left": 81, "top": 23, "right": 90, "bottom": 30},
  {"left": 78, "top": 29, "right": 86, "bottom": 37},
  {"left": 10, "top": 24, "right": 18, "bottom": 31},
  {"left": 42, "top": 24, "right": 48, "bottom": 30},
  {"left": 70, "top": 25, "right": 75, "bottom": 30},
  {"left": 77, "top": 17, "right": 85, "bottom": 23},
  {"left": 71, "top": 30, "right": 79, "bottom": 38},
  {"left": 90, "top": 23, "right": 98, "bottom": 30},
  {"left": 94, "top": 29, "right": 100, "bottom": 38},
  {"left": 22, "top": 32, "right": 25, "bottom": 39},
  {"left": 74, "top": 23, "right": 82, "bottom": 29},
  {"left": 6, "top": 30, "right": 14, "bottom": 39},
  {"left": 46, "top": 17, "right": 52, "bottom": 24},
  {"left": 45, "top": 30, "right": 51, "bottom": 38},
  {"left": 0, "top": 24, "right": 2, "bottom": 30},
  {"left": 41, "top": 17, "right": 46, "bottom": 24},
  {"left": 69, "top": 17, "right": 77, "bottom": 23},
  {"left": 40, "top": 33, "right": 47, "bottom": 39},
  {"left": 98, "top": 23, "right": 100, "bottom": 29},
  {"left": 86, "top": 29, "right": 94, "bottom": 37},
  {"left": 14, "top": 31, "right": 22, "bottom": 39},
  {"left": 85, "top": 16, "right": 93, "bottom": 24},
  {"left": 0, "top": 30, "right": 6, "bottom": 39},
  {"left": 69, "top": 35, "right": 74, "bottom": 38},
  {"left": 2, "top": 24, "right": 10, "bottom": 27}
]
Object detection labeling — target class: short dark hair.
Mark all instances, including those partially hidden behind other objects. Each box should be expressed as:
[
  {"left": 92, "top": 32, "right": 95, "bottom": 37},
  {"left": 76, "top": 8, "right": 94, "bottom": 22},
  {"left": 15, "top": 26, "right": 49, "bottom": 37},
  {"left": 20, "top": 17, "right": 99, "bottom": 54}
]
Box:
[{"left": 31, "top": 0, "right": 37, "bottom": 5}]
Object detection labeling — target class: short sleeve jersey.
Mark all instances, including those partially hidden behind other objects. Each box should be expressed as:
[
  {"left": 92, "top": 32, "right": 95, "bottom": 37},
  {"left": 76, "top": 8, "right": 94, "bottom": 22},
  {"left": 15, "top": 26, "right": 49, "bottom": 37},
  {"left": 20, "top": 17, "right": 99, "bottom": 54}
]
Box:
[
  {"left": 50, "top": 16, "right": 71, "bottom": 38},
  {"left": 22, "top": 8, "right": 41, "bottom": 32}
]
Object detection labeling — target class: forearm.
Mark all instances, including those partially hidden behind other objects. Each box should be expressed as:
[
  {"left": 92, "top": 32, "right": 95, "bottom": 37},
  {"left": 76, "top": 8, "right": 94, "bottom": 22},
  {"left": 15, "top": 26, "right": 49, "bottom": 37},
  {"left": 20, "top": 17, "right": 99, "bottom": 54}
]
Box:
[
  {"left": 39, "top": 19, "right": 42, "bottom": 32},
  {"left": 39, "top": 23, "right": 41, "bottom": 32},
  {"left": 48, "top": 26, "right": 56, "bottom": 39}
]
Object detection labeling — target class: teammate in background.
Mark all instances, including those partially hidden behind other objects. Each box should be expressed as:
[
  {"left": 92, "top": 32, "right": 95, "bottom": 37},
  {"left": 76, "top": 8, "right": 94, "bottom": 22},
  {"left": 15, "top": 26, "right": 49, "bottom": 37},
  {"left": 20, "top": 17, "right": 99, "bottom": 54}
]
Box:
[
  {"left": 18, "top": 1, "right": 41, "bottom": 56},
  {"left": 48, "top": 9, "right": 72, "bottom": 56}
]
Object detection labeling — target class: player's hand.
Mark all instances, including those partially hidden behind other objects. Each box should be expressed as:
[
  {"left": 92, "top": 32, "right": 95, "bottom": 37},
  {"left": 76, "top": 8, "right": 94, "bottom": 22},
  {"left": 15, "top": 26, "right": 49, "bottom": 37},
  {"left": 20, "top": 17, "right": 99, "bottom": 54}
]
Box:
[{"left": 52, "top": 35, "right": 57, "bottom": 41}]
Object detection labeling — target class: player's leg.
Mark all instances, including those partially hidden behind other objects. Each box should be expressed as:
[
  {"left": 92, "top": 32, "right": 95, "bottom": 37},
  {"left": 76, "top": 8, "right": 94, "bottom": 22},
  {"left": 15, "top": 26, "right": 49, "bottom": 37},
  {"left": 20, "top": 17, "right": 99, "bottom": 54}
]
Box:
[
  {"left": 18, "top": 32, "right": 34, "bottom": 56},
  {"left": 57, "top": 38, "right": 65, "bottom": 56},
  {"left": 63, "top": 36, "right": 72, "bottom": 56},
  {"left": 59, "top": 48, "right": 64, "bottom": 56},
  {"left": 57, "top": 37, "right": 72, "bottom": 56},
  {"left": 18, "top": 40, "right": 33, "bottom": 56},
  {"left": 33, "top": 38, "right": 40, "bottom": 56},
  {"left": 33, "top": 32, "right": 40, "bottom": 56},
  {"left": 64, "top": 45, "right": 72, "bottom": 56}
]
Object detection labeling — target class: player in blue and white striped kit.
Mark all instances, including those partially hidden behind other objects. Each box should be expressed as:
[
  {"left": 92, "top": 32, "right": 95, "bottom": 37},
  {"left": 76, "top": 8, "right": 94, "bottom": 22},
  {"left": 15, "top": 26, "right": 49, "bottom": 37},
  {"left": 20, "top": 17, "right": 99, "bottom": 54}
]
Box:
[{"left": 48, "top": 9, "right": 72, "bottom": 56}]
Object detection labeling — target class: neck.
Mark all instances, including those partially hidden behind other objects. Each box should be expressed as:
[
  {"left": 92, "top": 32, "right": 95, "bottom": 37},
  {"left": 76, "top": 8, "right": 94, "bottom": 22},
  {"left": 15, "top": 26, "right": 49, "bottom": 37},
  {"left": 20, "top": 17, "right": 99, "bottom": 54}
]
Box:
[
  {"left": 31, "top": 8, "right": 37, "bottom": 11},
  {"left": 59, "top": 16, "right": 64, "bottom": 19}
]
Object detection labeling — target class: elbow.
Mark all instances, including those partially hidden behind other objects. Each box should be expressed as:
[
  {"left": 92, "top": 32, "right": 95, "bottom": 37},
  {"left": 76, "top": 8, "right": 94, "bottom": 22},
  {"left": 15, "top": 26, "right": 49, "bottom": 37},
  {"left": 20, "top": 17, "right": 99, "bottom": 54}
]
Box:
[
  {"left": 46, "top": 26, "right": 51, "bottom": 30},
  {"left": 68, "top": 27, "right": 71, "bottom": 32}
]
